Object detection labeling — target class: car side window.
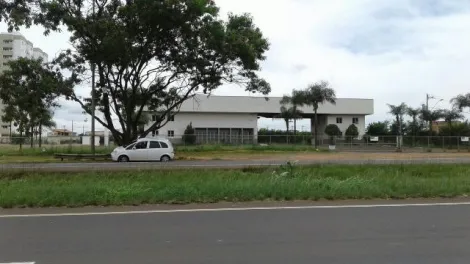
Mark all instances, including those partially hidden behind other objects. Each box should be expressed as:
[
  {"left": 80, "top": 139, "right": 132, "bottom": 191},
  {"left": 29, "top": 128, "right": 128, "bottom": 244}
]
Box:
[
  {"left": 135, "top": 141, "right": 147, "bottom": 149},
  {"left": 159, "top": 141, "right": 169, "bottom": 148},
  {"left": 125, "top": 143, "right": 136, "bottom": 150},
  {"left": 149, "top": 141, "right": 161, "bottom": 149}
]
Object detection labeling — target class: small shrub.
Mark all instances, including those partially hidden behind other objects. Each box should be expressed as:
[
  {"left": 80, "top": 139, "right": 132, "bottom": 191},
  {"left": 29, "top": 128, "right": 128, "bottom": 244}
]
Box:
[
  {"left": 324, "top": 124, "right": 341, "bottom": 145},
  {"left": 182, "top": 122, "right": 197, "bottom": 145}
]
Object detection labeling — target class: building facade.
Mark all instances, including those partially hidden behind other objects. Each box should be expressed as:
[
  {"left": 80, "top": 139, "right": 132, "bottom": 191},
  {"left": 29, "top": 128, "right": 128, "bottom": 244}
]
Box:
[
  {"left": 143, "top": 94, "right": 374, "bottom": 144},
  {"left": 0, "top": 32, "right": 49, "bottom": 136}
]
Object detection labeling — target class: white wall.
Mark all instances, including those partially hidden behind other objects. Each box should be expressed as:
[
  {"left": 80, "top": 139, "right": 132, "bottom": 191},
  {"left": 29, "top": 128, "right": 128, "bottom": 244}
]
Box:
[
  {"left": 326, "top": 114, "right": 366, "bottom": 136},
  {"left": 144, "top": 112, "right": 258, "bottom": 138},
  {"left": 168, "top": 94, "right": 374, "bottom": 115}
]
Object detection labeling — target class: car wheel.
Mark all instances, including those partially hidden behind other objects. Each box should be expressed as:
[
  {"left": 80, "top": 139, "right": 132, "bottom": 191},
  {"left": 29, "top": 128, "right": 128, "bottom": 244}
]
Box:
[
  {"left": 118, "top": 155, "right": 129, "bottom": 162},
  {"left": 160, "top": 155, "right": 171, "bottom": 162}
]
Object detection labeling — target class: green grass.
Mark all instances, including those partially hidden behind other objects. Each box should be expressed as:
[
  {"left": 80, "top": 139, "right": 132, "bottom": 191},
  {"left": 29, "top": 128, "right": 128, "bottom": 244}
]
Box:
[
  {"left": 0, "top": 144, "right": 114, "bottom": 156},
  {"left": 1, "top": 164, "right": 470, "bottom": 208}
]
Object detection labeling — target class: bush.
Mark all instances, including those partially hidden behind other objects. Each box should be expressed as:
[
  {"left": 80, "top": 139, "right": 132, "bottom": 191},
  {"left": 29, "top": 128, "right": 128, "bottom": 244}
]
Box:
[
  {"left": 324, "top": 124, "right": 341, "bottom": 145},
  {"left": 345, "top": 124, "right": 359, "bottom": 142},
  {"left": 182, "top": 122, "right": 197, "bottom": 145}
]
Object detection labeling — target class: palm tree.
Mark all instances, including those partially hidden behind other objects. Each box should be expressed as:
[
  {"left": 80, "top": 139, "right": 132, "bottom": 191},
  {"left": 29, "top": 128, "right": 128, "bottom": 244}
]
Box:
[
  {"left": 407, "top": 107, "right": 421, "bottom": 137},
  {"left": 300, "top": 81, "right": 336, "bottom": 149},
  {"left": 277, "top": 106, "right": 294, "bottom": 142},
  {"left": 280, "top": 89, "right": 305, "bottom": 136},
  {"left": 443, "top": 109, "right": 464, "bottom": 136},
  {"left": 450, "top": 93, "right": 470, "bottom": 112},
  {"left": 420, "top": 107, "right": 444, "bottom": 137},
  {"left": 387, "top": 103, "right": 407, "bottom": 149}
]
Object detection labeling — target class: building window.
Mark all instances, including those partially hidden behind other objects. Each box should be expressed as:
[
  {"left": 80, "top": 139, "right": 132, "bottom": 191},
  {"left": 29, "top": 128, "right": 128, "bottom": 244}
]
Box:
[
  {"left": 3, "top": 55, "right": 12, "bottom": 59},
  {"left": 167, "top": 130, "right": 175, "bottom": 137},
  {"left": 352, "top": 117, "right": 359, "bottom": 124},
  {"left": 336, "top": 117, "right": 342, "bottom": 124},
  {"left": 2, "top": 47, "right": 12, "bottom": 51},
  {"left": 3, "top": 39, "right": 13, "bottom": 44},
  {"left": 151, "top": 129, "right": 159, "bottom": 137},
  {"left": 168, "top": 115, "right": 174, "bottom": 121}
]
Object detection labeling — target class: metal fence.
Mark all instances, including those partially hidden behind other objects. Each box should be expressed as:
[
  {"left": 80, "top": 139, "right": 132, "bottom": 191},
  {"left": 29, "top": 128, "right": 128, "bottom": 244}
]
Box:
[{"left": 1, "top": 134, "right": 470, "bottom": 152}]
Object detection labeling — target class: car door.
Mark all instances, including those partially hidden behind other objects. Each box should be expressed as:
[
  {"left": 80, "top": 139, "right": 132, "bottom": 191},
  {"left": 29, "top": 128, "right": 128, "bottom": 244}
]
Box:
[
  {"left": 128, "top": 141, "right": 148, "bottom": 161},
  {"left": 148, "top": 141, "right": 162, "bottom": 161}
]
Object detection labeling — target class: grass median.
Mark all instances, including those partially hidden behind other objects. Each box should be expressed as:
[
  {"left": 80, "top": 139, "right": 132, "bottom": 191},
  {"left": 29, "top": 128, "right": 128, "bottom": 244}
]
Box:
[{"left": 1, "top": 164, "right": 470, "bottom": 208}]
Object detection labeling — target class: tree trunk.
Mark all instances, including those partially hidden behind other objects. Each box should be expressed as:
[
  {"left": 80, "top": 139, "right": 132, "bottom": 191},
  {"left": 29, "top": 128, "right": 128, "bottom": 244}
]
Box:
[
  {"left": 30, "top": 125, "right": 34, "bottom": 148},
  {"left": 285, "top": 119, "right": 289, "bottom": 144},
  {"left": 314, "top": 109, "right": 318, "bottom": 149},
  {"left": 39, "top": 123, "right": 42, "bottom": 148},
  {"left": 396, "top": 116, "right": 401, "bottom": 149},
  {"left": 19, "top": 129, "right": 23, "bottom": 151}
]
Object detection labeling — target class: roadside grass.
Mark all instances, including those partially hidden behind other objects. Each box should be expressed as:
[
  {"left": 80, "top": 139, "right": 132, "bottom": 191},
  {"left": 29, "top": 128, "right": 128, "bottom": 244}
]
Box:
[
  {"left": 0, "top": 144, "right": 327, "bottom": 163},
  {"left": 1, "top": 164, "right": 469, "bottom": 208}
]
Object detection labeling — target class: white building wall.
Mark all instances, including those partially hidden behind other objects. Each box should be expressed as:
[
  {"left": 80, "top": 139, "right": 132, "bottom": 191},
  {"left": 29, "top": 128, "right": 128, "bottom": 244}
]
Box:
[
  {"left": 144, "top": 112, "right": 258, "bottom": 138},
  {"left": 171, "top": 94, "right": 374, "bottom": 115},
  {"left": 326, "top": 114, "right": 366, "bottom": 136}
]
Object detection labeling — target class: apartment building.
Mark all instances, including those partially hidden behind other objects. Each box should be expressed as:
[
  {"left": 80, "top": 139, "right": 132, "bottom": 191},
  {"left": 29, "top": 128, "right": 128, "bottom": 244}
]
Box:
[{"left": 0, "top": 32, "right": 49, "bottom": 136}]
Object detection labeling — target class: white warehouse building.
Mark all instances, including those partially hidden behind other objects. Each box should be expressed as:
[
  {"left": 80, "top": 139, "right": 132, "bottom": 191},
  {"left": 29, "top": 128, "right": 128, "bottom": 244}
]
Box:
[{"left": 144, "top": 94, "right": 374, "bottom": 144}]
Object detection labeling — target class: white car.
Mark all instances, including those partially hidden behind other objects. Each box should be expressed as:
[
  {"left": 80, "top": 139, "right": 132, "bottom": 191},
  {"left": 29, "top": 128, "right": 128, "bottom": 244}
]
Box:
[{"left": 111, "top": 138, "right": 175, "bottom": 162}]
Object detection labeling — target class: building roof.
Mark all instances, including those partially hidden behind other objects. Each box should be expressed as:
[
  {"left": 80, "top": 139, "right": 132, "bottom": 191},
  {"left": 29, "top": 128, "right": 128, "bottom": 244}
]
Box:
[{"left": 148, "top": 94, "right": 374, "bottom": 116}]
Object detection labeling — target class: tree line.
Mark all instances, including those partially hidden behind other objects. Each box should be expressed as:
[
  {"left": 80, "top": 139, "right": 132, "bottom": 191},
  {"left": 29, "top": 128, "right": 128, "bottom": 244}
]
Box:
[
  {"left": 366, "top": 96, "right": 470, "bottom": 148},
  {"left": 0, "top": 0, "right": 271, "bottom": 146}
]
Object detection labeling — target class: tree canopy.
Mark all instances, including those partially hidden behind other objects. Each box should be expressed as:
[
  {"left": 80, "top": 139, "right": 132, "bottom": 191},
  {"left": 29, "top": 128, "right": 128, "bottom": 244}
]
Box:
[
  {"left": 0, "top": 0, "right": 271, "bottom": 145},
  {"left": 0, "top": 57, "right": 66, "bottom": 146}
]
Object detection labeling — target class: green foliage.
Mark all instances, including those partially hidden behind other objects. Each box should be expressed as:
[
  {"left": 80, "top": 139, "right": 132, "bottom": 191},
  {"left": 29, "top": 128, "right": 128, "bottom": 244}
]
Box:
[
  {"left": 0, "top": 57, "right": 65, "bottom": 147},
  {"left": 0, "top": 0, "right": 271, "bottom": 145},
  {"left": 298, "top": 81, "right": 336, "bottom": 148},
  {"left": 420, "top": 108, "right": 445, "bottom": 136},
  {"left": 450, "top": 93, "right": 470, "bottom": 112},
  {"left": 324, "top": 124, "right": 341, "bottom": 145},
  {"left": 182, "top": 122, "right": 197, "bottom": 145},
  {"left": 366, "top": 121, "right": 390, "bottom": 136},
  {"left": 324, "top": 124, "right": 341, "bottom": 136},
  {"left": 280, "top": 89, "right": 305, "bottom": 134},
  {"left": 2, "top": 164, "right": 470, "bottom": 207},
  {"left": 387, "top": 103, "right": 407, "bottom": 136},
  {"left": 345, "top": 124, "right": 359, "bottom": 142}
]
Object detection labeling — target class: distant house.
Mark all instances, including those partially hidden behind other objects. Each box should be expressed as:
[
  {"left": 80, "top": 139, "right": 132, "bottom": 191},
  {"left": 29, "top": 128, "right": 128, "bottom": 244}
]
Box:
[{"left": 48, "top": 129, "right": 75, "bottom": 137}]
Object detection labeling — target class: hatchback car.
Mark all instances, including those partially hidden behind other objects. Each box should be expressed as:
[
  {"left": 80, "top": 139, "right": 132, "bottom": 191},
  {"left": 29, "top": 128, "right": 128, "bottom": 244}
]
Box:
[{"left": 111, "top": 138, "right": 175, "bottom": 162}]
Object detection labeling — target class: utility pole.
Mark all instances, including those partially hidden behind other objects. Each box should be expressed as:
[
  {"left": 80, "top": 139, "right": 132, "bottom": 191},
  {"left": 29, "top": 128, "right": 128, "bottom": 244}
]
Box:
[{"left": 90, "top": 0, "right": 96, "bottom": 155}]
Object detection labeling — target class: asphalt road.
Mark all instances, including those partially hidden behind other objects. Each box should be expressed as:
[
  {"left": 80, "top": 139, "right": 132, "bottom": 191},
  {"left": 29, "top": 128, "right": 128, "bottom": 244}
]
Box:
[
  {"left": 1, "top": 202, "right": 470, "bottom": 264},
  {"left": 2, "top": 157, "right": 470, "bottom": 171}
]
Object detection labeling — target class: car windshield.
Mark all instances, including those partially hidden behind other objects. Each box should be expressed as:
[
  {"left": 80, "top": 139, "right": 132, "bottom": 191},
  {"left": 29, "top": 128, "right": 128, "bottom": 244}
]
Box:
[{"left": 122, "top": 140, "right": 138, "bottom": 148}]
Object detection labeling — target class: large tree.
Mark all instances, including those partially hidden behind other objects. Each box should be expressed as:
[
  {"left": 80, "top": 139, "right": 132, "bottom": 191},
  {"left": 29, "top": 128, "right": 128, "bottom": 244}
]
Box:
[
  {"left": 300, "top": 81, "right": 336, "bottom": 149},
  {"left": 0, "top": 57, "right": 65, "bottom": 149},
  {"left": 280, "top": 89, "right": 304, "bottom": 136},
  {"left": 0, "top": 0, "right": 271, "bottom": 145},
  {"left": 450, "top": 93, "right": 470, "bottom": 112}
]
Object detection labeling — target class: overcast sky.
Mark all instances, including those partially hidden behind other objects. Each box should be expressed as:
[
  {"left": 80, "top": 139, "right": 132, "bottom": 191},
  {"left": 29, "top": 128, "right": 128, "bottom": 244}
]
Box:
[{"left": 2, "top": 0, "right": 470, "bottom": 132}]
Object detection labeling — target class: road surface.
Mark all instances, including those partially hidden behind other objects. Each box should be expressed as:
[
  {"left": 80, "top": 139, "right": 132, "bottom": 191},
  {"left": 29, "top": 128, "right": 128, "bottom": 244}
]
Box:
[
  {"left": 2, "top": 157, "right": 470, "bottom": 171},
  {"left": 1, "top": 201, "right": 470, "bottom": 264}
]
